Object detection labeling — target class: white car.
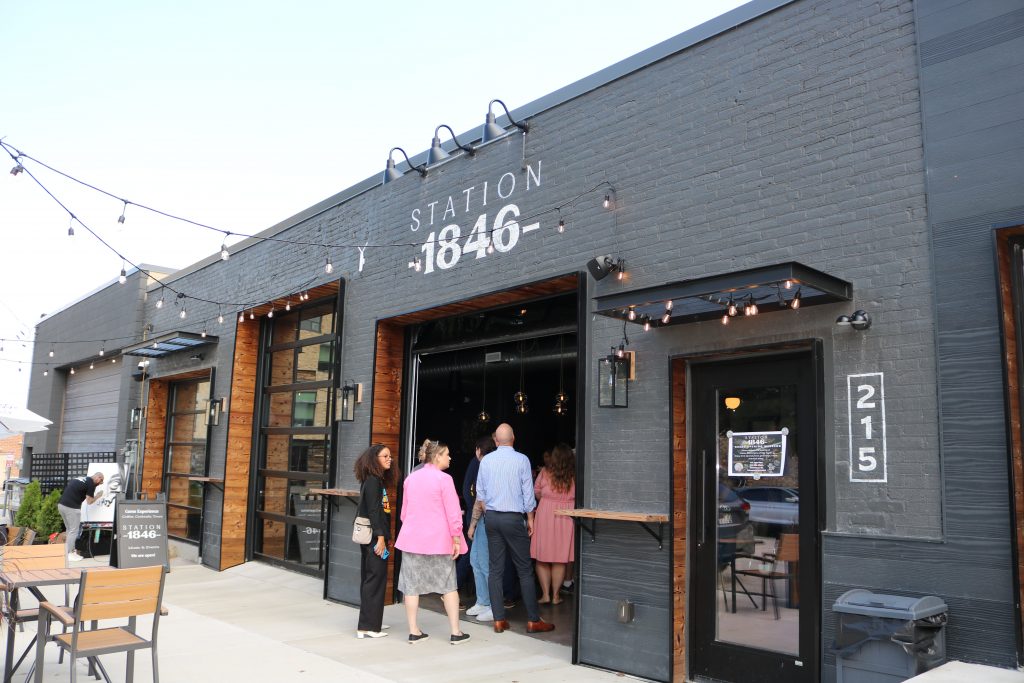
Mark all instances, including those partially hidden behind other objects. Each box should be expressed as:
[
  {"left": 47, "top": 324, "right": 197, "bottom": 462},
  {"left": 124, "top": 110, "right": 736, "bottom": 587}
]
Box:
[{"left": 736, "top": 486, "right": 799, "bottom": 529}]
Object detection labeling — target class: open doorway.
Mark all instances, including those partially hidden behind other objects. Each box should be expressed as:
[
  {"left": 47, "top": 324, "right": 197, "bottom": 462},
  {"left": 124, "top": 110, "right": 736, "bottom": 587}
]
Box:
[{"left": 403, "top": 292, "right": 579, "bottom": 645}]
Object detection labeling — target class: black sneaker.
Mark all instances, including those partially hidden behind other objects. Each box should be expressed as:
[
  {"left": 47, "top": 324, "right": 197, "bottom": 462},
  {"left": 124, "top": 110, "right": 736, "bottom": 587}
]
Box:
[
  {"left": 503, "top": 598, "right": 517, "bottom": 609},
  {"left": 408, "top": 632, "right": 430, "bottom": 644},
  {"left": 559, "top": 581, "right": 574, "bottom": 595},
  {"left": 450, "top": 632, "right": 471, "bottom": 645}
]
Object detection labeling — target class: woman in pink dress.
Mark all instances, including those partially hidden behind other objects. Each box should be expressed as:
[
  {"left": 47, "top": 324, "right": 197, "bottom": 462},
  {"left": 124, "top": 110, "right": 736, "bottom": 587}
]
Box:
[{"left": 530, "top": 443, "right": 576, "bottom": 604}]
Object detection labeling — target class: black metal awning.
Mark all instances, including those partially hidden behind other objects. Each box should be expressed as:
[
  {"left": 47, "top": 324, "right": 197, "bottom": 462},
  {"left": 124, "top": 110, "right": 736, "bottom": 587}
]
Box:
[
  {"left": 594, "top": 262, "right": 852, "bottom": 327},
  {"left": 121, "top": 331, "right": 218, "bottom": 358}
]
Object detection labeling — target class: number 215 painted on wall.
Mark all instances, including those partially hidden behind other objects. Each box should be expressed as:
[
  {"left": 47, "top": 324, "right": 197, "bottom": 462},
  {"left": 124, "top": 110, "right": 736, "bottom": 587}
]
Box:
[{"left": 847, "top": 372, "right": 887, "bottom": 483}]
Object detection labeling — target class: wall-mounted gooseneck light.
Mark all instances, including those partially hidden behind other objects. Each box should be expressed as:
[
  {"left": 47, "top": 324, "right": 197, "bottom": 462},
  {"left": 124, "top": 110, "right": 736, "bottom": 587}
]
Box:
[
  {"left": 383, "top": 147, "right": 427, "bottom": 184},
  {"left": 427, "top": 124, "right": 476, "bottom": 165},
  {"left": 481, "top": 99, "right": 529, "bottom": 143}
]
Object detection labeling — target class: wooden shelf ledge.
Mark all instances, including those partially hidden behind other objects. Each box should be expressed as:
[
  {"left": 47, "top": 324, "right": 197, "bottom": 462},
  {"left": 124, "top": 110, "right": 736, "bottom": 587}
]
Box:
[
  {"left": 187, "top": 476, "right": 224, "bottom": 483},
  {"left": 555, "top": 508, "right": 669, "bottom": 549},
  {"left": 309, "top": 488, "right": 359, "bottom": 508}
]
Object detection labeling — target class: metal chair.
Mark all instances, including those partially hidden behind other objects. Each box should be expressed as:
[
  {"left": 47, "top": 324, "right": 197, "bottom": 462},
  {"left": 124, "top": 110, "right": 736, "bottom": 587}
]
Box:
[
  {"left": 36, "top": 565, "right": 166, "bottom": 683},
  {"left": 732, "top": 532, "right": 799, "bottom": 619}
]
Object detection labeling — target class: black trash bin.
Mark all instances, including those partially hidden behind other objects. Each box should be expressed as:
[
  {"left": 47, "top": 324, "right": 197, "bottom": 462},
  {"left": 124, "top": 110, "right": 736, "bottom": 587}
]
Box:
[{"left": 833, "top": 589, "right": 947, "bottom": 683}]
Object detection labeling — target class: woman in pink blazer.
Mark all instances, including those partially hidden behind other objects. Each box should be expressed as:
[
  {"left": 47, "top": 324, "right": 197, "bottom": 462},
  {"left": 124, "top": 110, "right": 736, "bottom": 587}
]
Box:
[{"left": 395, "top": 439, "right": 470, "bottom": 645}]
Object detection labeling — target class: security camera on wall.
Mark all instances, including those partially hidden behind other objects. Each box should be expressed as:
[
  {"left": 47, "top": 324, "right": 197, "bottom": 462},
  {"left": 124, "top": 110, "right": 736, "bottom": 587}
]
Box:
[{"left": 587, "top": 255, "right": 616, "bottom": 281}]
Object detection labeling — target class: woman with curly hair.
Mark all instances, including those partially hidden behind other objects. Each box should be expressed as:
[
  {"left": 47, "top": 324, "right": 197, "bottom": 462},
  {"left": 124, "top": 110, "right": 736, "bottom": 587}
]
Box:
[
  {"left": 530, "top": 443, "right": 576, "bottom": 604},
  {"left": 354, "top": 443, "right": 397, "bottom": 638}
]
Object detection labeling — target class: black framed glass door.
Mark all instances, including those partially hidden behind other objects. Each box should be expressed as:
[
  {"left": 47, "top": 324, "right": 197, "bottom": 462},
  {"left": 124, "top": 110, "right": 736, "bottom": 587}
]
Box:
[
  {"left": 689, "top": 353, "right": 819, "bottom": 683},
  {"left": 252, "top": 300, "right": 337, "bottom": 576},
  {"left": 164, "top": 378, "right": 210, "bottom": 543}
]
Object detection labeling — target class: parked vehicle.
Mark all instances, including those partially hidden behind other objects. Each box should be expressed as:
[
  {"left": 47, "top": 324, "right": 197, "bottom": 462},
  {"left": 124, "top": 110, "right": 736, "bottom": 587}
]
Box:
[
  {"left": 719, "top": 483, "right": 755, "bottom": 555},
  {"left": 736, "top": 486, "right": 799, "bottom": 534}
]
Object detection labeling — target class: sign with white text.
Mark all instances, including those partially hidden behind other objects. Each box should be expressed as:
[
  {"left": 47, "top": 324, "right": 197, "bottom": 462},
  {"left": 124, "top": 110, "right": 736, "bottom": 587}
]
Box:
[
  {"left": 848, "top": 372, "right": 887, "bottom": 482},
  {"left": 113, "top": 496, "right": 169, "bottom": 570}
]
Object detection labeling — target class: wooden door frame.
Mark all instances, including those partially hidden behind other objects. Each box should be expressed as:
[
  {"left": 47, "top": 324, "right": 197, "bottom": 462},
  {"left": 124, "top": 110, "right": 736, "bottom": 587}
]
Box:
[{"left": 669, "top": 339, "right": 824, "bottom": 683}]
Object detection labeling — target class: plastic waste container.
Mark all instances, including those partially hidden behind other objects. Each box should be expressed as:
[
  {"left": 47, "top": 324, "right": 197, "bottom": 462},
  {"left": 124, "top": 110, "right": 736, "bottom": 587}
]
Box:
[{"left": 833, "top": 589, "right": 947, "bottom": 683}]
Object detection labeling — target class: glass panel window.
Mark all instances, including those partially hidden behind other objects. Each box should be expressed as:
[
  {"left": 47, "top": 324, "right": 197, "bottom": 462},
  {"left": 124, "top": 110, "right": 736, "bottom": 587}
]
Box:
[
  {"left": 266, "top": 388, "right": 331, "bottom": 428},
  {"left": 167, "top": 444, "right": 205, "bottom": 475},
  {"left": 164, "top": 378, "right": 210, "bottom": 544},
  {"left": 268, "top": 343, "right": 333, "bottom": 386},
  {"left": 260, "top": 477, "right": 327, "bottom": 517},
  {"left": 263, "top": 435, "right": 329, "bottom": 473}
]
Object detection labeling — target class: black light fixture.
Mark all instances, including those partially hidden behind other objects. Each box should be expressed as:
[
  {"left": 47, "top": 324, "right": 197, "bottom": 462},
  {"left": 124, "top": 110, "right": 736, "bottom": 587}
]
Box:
[
  {"left": 130, "top": 406, "right": 145, "bottom": 430},
  {"left": 514, "top": 342, "right": 529, "bottom": 415},
  {"left": 554, "top": 335, "right": 569, "bottom": 416},
  {"left": 337, "top": 382, "right": 361, "bottom": 422},
  {"left": 478, "top": 349, "right": 490, "bottom": 423},
  {"left": 481, "top": 99, "right": 529, "bottom": 143},
  {"left": 836, "top": 310, "right": 871, "bottom": 331},
  {"left": 427, "top": 124, "right": 476, "bottom": 165},
  {"left": 205, "top": 398, "right": 224, "bottom": 426},
  {"left": 382, "top": 147, "right": 427, "bottom": 184},
  {"left": 586, "top": 255, "right": 623, "bottom": 281},
  {"left": 598, "top": 347, "right": 629, "bottom": 408}
]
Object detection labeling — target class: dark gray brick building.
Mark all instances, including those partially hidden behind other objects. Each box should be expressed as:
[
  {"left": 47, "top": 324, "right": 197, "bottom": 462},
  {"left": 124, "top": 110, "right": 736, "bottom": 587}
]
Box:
[{"left": 24, "top": 1, "right": 1024, "bottom": 680}]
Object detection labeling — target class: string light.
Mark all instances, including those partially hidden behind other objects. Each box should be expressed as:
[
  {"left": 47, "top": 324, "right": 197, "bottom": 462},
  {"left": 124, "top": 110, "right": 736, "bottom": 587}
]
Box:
[
  {"left": 285, "top": 301, "right": 291, "bottom": 312},
  {"left": 218, "top": 308, "right": 224, "bottom": 324},
  {"left": 721, "top": 314, "right": 729, "bottom": 325},
  {"left": 68, "top": 217, "right": 75, "bottom": 237},
  {"left": 49, "top": 344, "right": 55, "bottom": 358},
  {"left": 221, "top": 239, "right": 230, "bottom": 261},
  {"left": 325, "top": 255, "right": 333, "bottom": 274},
  {"left": 627, "top": 307, "right": 636, "bottom": 321},
  {"left": 249, "top": 310, "right": 255, "bottom": 320},
  {"left": 790, "top": 289, "right": 802, "bottom": 309},
  {"left": 10, "top": 162, "right": 24, "bottom": 176},
  {"left": 118, "top": 201, "right": 127, "bottom": 224},
  {"left": 409, "top": 257, "right": 422, "bottom": 272},
  {"left": 558, "top": 218, "right": 565, "bottom": 233},
  {"left": 99, "top": 345, "right": 105, "bottom": 356},
  {"left": 118, "top": 262, "right": 127, "bottom": 284},
  {"left": 111, "top": 358, "right": 116, "bottom": 363},
  {"left": 727, "top": 297, "right": 737, "bottom": 317},
  {"left": 603, "top": 194, "right": 611, "bottom": 209},
  {"left": 70, "top": 367, "right": 75, "bottom": 375},
  {"left": 179, "top": 306, "right": 187, "bottom": 320},
  {"left": 238, "top": 311, "right": 245, "bottom": 323},
  {"left": 89, "top": 361, "right": 94, "bottom": 369},
  {"left": 201, "top": 325, "right": 207, "bottom": 338},
  {"left": 43, "top": 369, "right": 48, "bottom": 376},
  {"left": 155, "top": 289, "right": 165, "bottom": 309},
  {"left": 643, "top": 316, "right": 651, "bottom": 332},
  {"left": 268, "top": 306, "right": 275, "bottom": 319}
]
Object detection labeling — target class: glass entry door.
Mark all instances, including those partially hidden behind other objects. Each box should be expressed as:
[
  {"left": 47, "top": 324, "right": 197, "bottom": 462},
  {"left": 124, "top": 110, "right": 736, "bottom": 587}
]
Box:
[
  {"left": 253, "top": 300, "right": 337, "bottom": 576},
  {"left": 165, "top": 378, "right": 210, "bottom": 543},
  {"left": 689, "top": 353, "right": 819, "bottom": 683}
]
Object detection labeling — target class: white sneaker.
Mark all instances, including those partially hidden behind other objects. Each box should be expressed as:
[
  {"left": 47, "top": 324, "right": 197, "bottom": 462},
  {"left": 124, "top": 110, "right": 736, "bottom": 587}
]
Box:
[
  {"left": 475, "top": 607, "right": 494, "bottom": 622},
  {"left": 356, "top": 630, "right": 388, "bottom": 639},
  {"left": 68, "top": 552, "right": 83, "bottom": 562},
  {"left": 466, "top": 603, "right": 489, "bottom": 617}
]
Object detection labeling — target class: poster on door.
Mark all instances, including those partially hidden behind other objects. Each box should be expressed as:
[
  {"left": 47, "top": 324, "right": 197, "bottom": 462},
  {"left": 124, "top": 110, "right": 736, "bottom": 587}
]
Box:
[
  {"left": 291, "top": 494, "right": 323, "bottom": 566},
  {"left": 727, "top": 429, "right": 788, "bottom": 478}
]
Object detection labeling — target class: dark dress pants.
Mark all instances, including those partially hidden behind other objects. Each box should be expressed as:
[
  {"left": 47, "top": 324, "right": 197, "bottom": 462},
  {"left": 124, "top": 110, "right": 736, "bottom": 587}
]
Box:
[
  {"left": 485, "top": 510, "right": 540, "bottom": 622},
  {"left": 357, "top": 543, "right": 388, "bottom": 631}
]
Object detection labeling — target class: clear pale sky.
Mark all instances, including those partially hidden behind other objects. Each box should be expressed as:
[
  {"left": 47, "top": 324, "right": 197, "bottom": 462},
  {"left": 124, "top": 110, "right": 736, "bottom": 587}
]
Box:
[{"left": 0, "top": 0, "right": 747, "bottom": 410}]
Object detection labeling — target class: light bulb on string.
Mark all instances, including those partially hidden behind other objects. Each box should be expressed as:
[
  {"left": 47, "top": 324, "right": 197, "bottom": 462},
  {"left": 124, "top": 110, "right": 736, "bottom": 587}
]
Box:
[
  {"left": 727, "top": 297, "right": 737, "bottom": 317},
  {"left": 627, "top": 307, "right": 636, "bottom": 321},
  {"left": 409, "top": 258, "right": 422, "bottom": 272},
  {"left": 118, "top": 262, "right": 127, "bottom": 285},
  {"left": 603, "top": 194, "right": 611, "bottom": 209},
  {"left": 118, "top": 201, "right": 127, "bottom": 224},
  {"left": 268, "top": 306, "right": 275, "bottom": 319},
  {"left": 49, "top": 344, "right": 55, "bottom": 358},
  {"left": 661, "top": 310, "right": 672, "bottom": 325},
  {"left": 249, "top": 310, "right": 255, "bottom": 320},
  {"left": 111, "top": 358, "right": 116, "bottom": 364},
  {"left": 238, "top": 311, "right": 245, "bottom": 323},
  {"left": 285, "top": 301, "right": 291, "bottom": 312},
  {"left": 218, "top": 309, "right": 224, "bottom": 325},
  {"left": 325, "top": 255, "right": 333, "bottom": 274},
  {"left": 155, "top": 289, "right": 164, "bottom": 309},
  {"left": 557, "top": 218, "right": 565, "bottom": 234},
  {"left": 67, "top": 217, "right": 75, "bottom": 237},
  {"left": 486, "top": 235, "right": 495, "bottom": 255},
  {"left": 89, "top": 361, "right": 94, "bottom": 370},
  {"left": 643, "top": 317, "right": 651, "bottom": 332},
  {"left": 99, "top": 345, "right": 105, "bottom": 357},
  {"left": 221, "top": 239, "right": 230, "bottom": 261},
  {"left": 43, "top": 369, "right": 48, "bottom": 376},
  {"left": 201, "top": 325, "right": 207, "bottom": 338},
  {"left": 179, "top": 307, "right": 187, "bottom": 320},
  {"left": 11, "top": 163, "right": 24, "bottom": 176},
  {"left": 721, "top": 314, "right": 730, "bottom": 325},
  {"left": 70, "top": 367, "right": 75, "bottom": 375}
]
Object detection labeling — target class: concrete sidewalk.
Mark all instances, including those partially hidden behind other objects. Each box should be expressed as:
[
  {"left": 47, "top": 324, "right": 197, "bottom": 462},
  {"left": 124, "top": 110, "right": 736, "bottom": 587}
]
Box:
[{"left": 9, "top": 558, "right": 625, "bottom": 682}]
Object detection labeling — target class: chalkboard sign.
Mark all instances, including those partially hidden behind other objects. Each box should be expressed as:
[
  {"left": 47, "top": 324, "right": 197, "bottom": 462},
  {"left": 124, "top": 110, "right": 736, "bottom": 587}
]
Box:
[
  {"left": 111, "top": 496, "right": 169, "bottom": 571},
  {"left": 291, "top": 494, "right": 323, "bottom": 566},
  {"left": 727, "top": 429, "right": 788, "bottom": 478}
]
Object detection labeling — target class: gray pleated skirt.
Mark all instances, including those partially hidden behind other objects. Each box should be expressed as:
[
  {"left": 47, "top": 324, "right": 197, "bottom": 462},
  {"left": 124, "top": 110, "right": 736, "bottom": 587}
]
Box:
[{"left": 398, "top": 552, "right": 457, "bottom": 596}]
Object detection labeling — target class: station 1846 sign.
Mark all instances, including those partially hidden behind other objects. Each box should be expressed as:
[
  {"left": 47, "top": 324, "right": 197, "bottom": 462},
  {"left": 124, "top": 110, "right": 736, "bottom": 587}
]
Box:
[
  {"left": 727, "top": 429, "right": 788, "bottom": 478},
  {"left": 112, "top": 495, "right": 169, "bottom": 571}
]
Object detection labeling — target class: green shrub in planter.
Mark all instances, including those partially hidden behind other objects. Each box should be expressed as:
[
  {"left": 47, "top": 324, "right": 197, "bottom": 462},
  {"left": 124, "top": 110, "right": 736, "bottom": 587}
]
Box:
[
  {"left": 14, "top": 480, "right": 42, "bottom": 528},
  {"left": 36, "top": 489, "right": 64, "bottom": 538}
]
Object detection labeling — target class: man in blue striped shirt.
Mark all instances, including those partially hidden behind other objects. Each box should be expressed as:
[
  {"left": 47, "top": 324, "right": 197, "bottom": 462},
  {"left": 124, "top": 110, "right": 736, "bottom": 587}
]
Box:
[{"left": 476, "top": 423, "right": 555, "bottom": 634}]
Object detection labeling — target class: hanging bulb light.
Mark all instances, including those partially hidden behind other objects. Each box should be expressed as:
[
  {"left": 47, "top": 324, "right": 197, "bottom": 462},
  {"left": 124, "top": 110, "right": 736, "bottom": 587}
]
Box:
[
  {"left": 268, "top": 306, "right": 275, "bottom": 318},
  {"left": 218, "top": 310, "right": 224, "bottom": 324},
  {"left": 603, "top": 194, "right": 611, "bottom": 209},
  {"left": 721, "top": 314, "right": 730, "bottom": 325},
  {"left": 111, "top": 358, "right": 116, "bottom": 364},
  {"left": 201, "top": 325, "right": 207, "bottom": 338},
  {"left": 784, "top": 279, "right": 793, "bottom": 290},
  {"left": 238, "top": 311, "right": 245, "bottom": 323},
  {"left": 557, "top": 218, "right": 565, "bottom": 234},
  {"left": 68, "top": 217, "right": 75, "bottom": 237},
  {"left": 790, "top": 289, "right": 802, "bottom": 309},
  {"left": 221, "top": 240, "right": 230, "bottom": 261},
  {"left": 409, "top": 257, "right": 422, "bottom": 272},
  {"left": 118, "top": 201, "right": 127, "bottom": 224},
  {"left": 249, "top": 310, "right": 255, "bottom": 320},
  {"left": 155, "top": 289, "right": 165, "bottom": 309},
  {"left": 661, "top": 310, "right": 672, "bottom": 325},
  {"left": 118, "top": 262, "right": 127, "bottom": 285},
  {"left": 99, "top": 345, "right": 105, "bottom": 357},
  {"left": 285, "top": 301, "right": 291, "bottom": 311},
  {"left": 627, "top": 307, "right": 637, "bottom": 321},
  {"left": 727, "top": 297, "right": 737, "bottom": 317},
  {"left": 49, "top": 344, "right": 55, "bottom": 358},
  {"left": 43, "top": 369, "right": 48, "bottom": 376},
  {"left": 325, "top": 255, "right": 333, "bottom": 274},
  {"left": 89, "top": 361, "right": 94, "bottom": 370},
  {"left": 643, "top": 316, "right": 651, "bottom": 332},
  {"left": 486, "top": 235, "right": 495, "bottom": 255},
  {"left": 666, "top": 299, "right": 674, "bottom": 311},
  {"left": 10, "top": 162, "right": 24, "bottom": 176},
  {"left": 179, "top": 305, "right": 187, "bottom": 320},
  {"left": 70, "top": 367, "right": 75, "bottom": 375}
]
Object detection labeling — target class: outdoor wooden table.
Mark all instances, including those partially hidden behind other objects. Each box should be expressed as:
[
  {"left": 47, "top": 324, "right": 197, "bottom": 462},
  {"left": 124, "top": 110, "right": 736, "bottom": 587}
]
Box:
[{"left": 1, "top": 567, "right": 112, "bottom": 683}]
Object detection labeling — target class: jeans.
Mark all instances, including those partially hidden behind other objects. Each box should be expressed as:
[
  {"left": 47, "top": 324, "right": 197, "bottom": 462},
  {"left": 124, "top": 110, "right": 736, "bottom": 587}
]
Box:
[
  {"left": 470, "top": 517, "right": 490, "bottom": 606},
  {"left": 57, "top": 503, "right": 80, "bottom": 556}
]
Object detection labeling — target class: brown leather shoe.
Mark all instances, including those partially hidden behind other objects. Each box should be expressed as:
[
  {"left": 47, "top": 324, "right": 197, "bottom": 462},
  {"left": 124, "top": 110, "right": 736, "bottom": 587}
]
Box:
[
  {"left": 493, "top": 619, "right": 510, "bottom": 633},
  {"left": 526, "top": 619, "right": 555, "bottom": 633}
]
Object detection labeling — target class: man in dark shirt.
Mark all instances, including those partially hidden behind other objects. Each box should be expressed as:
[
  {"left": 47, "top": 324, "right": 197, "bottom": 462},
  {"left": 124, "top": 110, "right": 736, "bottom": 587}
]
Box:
[{"left": 58, "top": 472, "right": 104, "bottom": 561}]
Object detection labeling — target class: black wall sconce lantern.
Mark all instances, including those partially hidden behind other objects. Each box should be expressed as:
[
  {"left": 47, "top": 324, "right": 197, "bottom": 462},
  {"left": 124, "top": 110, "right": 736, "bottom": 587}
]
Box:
[
  {"left": 337, "top": 382, "right": 363, "bottom": 422},
  {"left": 598, "top": 348, "right": 629, "bottom": 408},
  {"left": 835, "top": 310, "right": 871, "bottom": 331},
  {"left": 129, "top": 406, "right": 145, "bottom": 430},
  {"left": 205, "top": 398, "right": 224, "bottom": 427}
]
